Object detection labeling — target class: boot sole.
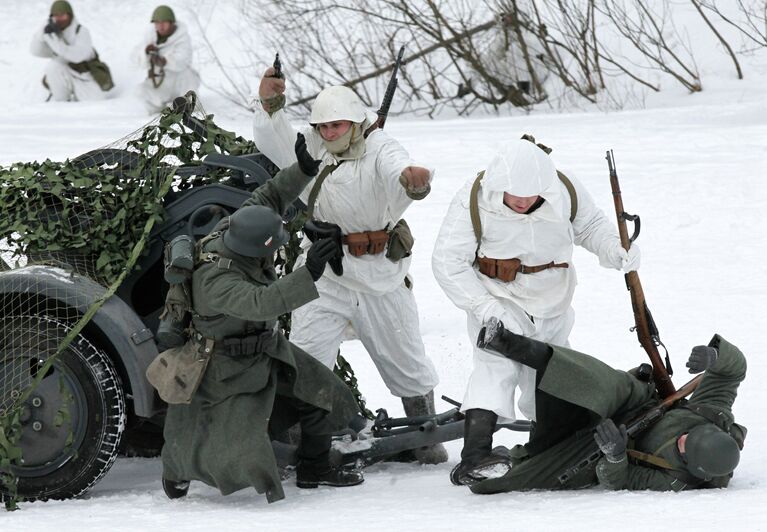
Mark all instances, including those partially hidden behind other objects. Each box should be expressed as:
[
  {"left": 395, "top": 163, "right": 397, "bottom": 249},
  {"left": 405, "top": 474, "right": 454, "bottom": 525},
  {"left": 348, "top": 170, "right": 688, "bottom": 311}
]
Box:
[{"left": 296, "top": 477, "right": 365, "bottom": 489}]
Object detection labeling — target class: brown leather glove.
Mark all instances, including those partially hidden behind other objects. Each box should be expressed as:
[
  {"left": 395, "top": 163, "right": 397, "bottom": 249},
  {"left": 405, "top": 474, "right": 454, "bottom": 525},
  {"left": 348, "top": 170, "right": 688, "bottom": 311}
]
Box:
[
  {"left": 145, "top": 44, "right": 159, "bottom": 55},
  {"left": 399, "top": 166, "right": 431, "bottom": 200}
]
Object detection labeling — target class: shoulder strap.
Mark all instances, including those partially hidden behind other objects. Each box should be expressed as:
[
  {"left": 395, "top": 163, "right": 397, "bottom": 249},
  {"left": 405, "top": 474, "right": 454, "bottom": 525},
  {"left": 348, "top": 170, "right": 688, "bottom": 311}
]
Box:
[
  {"left": 76, "top": 24, "right": 81, "bottom": 34},
  {"left": 469, "top": 170, "right": 485, "bottom": 256},
  {"left": 306, "top": 162, "right": 341, "bottom": 220},
  {"left": 557, "top": 171, "right": 577, "bottom": 223}
]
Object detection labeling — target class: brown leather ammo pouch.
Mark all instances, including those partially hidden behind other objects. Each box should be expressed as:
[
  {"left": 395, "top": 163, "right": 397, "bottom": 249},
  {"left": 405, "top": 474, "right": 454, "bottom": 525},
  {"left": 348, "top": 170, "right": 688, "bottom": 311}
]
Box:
[
  {"left": 477, "top": 257, "right": 522, "bottom": 282},
  {"left": 345, "top": 232, "right": 370, "bottom": 256},
  {"left": 368, "top": 230, "right": 389, "bottom": 255}
]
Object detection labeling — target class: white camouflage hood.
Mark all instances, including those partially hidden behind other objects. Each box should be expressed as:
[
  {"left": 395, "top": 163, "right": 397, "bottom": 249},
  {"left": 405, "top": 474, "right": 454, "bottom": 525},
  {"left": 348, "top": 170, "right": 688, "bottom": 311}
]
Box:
[{"left": 481, "top": 139, "right": 565, "bottom": 218}]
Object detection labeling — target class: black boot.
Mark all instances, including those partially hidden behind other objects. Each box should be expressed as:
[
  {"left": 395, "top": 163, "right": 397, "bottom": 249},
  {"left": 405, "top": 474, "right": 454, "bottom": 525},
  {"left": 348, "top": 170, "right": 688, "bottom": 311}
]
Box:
[
  {"left": 450, "top": 409, "right": 511, "bottom": 486},
  {"left": 477, "top": 317, "right": 552, "bottom": 370},
  {"left": 162, "top": 478, "right": 190, "bottom": 499},
  {"left": 296, "top": 463, "right": 365, "bottom": 489},
  {"left": 295, "top": 431, "right": 364, "bottom": 489}
]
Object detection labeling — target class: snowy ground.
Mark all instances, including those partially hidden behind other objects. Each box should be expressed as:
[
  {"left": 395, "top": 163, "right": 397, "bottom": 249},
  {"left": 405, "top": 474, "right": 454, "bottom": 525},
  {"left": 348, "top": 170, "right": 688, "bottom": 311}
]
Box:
[{"left": 2, "top": 1, "right": 767, "bottom": 531}]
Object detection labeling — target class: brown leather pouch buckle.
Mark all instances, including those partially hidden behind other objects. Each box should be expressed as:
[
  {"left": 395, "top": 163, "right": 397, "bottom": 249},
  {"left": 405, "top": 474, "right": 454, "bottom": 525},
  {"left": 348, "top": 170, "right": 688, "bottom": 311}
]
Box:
[{"left": 368, "top": 230, "right": 388, "bottom": 255}]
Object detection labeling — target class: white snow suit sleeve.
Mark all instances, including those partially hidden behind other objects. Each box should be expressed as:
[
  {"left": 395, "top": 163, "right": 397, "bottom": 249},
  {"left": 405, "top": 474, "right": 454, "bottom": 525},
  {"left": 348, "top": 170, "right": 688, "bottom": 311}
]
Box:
[
  {"left": 39, "top": 22, "right": 95, "bottom": 64},
  {"left": 252, "top": 105, "right": 317, "bottom": 170},
  {"left": 432, "top": 181, "right": 507, "bottom": 327},
  {"left": 30, "top": 26, "right": 55, "bottom": 57},
  {"left": 566, "top": 172, "right": 626, "bottom": 270},
  {"left": 371, "top": 130, "right": 420, "bottom": 220}
]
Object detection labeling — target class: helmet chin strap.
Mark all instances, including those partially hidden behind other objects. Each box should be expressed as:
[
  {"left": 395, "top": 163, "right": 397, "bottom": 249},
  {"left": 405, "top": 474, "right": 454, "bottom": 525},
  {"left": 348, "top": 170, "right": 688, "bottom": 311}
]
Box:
[{"left": 322, "top": 124, "right": 366, "bottom": 160}]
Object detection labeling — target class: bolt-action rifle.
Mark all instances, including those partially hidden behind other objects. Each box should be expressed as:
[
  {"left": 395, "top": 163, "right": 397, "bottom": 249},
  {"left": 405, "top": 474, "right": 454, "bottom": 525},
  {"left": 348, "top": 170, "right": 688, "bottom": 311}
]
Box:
[
  {"left": 557, "top": 373, "right": 702, "bottom": 485},
  {"left": 364, "top": 45, "right": 405, "bottom": 137},
  {"left": 607, "top": 150, "right": 676, "bottom": 398}
]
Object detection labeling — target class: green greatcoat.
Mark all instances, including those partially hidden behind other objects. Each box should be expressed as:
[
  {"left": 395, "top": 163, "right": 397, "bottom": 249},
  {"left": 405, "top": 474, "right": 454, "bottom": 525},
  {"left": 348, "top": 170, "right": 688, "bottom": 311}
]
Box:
[
  {"left": 161, "top": 162, "right": 360, "bottom": 503},
  {"left": 471, "top": 333, "right": 746, "bottom": 494}
]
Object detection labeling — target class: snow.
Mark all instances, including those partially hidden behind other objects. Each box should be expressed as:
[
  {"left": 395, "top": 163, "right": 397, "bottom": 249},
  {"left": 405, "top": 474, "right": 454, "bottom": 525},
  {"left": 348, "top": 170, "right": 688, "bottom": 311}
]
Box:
[{"left": 1, "top": 1, "right": 766, "bottom": 531}]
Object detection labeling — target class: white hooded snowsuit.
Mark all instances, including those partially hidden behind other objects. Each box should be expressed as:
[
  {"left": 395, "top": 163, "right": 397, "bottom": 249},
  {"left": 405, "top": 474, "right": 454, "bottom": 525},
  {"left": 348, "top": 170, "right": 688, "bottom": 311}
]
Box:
[
  {"left": 252, "top": 103, "right": 438, "bottom": 398},
  {"left": 132, "top": 22, "right": 200, "bottom": 113},
  {"left": 432, "top": 140, "right": 630, "bottom": 421},
  {"left": 30, "top": 18, "right": 106, "bottom": 101}
]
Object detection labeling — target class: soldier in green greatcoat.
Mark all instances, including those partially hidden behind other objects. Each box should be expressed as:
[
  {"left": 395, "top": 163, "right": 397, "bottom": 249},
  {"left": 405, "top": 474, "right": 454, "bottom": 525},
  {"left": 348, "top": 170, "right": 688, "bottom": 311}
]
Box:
[
  {"left": 460, "top": 318, "right": 746, "bottom": 493},
  {"left": 161, "top": 133, "right": 364, "bottom": 503}
]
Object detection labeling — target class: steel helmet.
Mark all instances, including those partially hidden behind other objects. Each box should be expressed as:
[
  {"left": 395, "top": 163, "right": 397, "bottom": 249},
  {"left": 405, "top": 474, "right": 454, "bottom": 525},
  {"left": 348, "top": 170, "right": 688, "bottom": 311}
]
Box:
[
  {"left": 50, "top": 0, "right": 73, "bottom": 16},
  {"left": 151, "top": 5, "right": 176, "bottom": 23},
  {"left": 684, "top": 424, "right": 740, "bottom": 479},
  {"left": 309, "top": 86, "right": 367, "bottom": 125},
  {"left": 222, "top": 206, "right": 289, "bottom": 258}
]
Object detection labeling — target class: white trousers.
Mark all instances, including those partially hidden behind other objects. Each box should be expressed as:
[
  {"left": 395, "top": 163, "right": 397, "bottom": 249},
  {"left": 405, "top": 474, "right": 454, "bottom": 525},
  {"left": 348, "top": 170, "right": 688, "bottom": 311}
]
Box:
[
  {"left": 290, "top": 277, "right": 439, "bottom": 398},
  {"left": 44, "top": 61, "right": 105, "bottom": 102},
  {"left": 138, "top": 70, "right": 200, "bottom": 113},
  {"left": 461, "top": 304, "right": 575, "bottom": 422}
]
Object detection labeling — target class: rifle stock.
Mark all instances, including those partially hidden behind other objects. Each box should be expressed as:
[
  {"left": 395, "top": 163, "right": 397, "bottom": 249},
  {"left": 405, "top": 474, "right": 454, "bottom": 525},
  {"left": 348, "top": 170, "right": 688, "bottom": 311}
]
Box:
[{"left": 607, "top": 150, "right": 676, "bottom": 398}]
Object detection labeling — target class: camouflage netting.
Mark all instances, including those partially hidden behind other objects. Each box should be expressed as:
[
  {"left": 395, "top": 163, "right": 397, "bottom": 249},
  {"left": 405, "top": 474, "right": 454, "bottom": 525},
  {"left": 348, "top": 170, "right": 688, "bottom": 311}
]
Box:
[{"left": 0, "top": 92, "right": 369, "bottom": 510}]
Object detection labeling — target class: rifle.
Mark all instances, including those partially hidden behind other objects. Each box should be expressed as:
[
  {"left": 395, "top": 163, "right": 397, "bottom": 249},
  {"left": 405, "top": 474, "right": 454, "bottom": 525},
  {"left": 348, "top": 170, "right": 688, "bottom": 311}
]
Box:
[
  {"left": 364, "top": 45, "right": 405, "bottom": 137},
  {"left": 557, "top": 373, "right": 702, "bottom": 485},
  {"left": 607, "top": 150, "right": 676, "bottom": 398},
  {"left": 148, "top": 50, "right": 165, "bottom": 89}
]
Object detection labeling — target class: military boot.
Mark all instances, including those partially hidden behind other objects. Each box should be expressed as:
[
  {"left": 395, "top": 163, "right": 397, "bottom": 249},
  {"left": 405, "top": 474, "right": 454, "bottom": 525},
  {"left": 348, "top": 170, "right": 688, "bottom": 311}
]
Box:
[
  {"left": 296, "top": 463, "right": 365, "bottom": 489},
  {"left": 477, "top": 317, "right": 552, "bottom": 370},
  {"left": 401, "top": 390, "right": 449, "bottom": 464},
  {"left": 450, "top": 408, "right": 512, "bottom": 486},
  {"left": 162, "top": 478, "right": 190, "bottom": 499}
]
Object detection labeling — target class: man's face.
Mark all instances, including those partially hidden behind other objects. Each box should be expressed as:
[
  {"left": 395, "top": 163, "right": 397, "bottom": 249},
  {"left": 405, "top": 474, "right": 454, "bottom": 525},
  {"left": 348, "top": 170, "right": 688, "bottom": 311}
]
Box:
[
  {"left": 318, "top": 120, "right": 352, "bottom": 141},
  {"left": 154, "top": 21, "right": 175, "bottom": 37},
  {"left": 503, "top": 192, "right": 540, "bottom": 214},
  {"left": 52, "top": 13, "right": 72, "bottom": 30}
]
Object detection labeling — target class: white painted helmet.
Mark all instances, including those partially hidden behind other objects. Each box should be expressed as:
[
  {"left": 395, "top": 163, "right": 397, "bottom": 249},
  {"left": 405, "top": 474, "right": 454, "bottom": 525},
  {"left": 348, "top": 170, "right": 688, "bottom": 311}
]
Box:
[{"left": 309, "top": 86, "right": 367, "bottom": 125}]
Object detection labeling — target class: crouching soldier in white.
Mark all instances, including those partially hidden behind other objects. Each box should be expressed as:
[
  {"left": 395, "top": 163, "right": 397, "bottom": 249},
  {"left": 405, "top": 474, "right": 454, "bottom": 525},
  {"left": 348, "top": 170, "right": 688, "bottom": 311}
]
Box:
[
  {"left": 30, "top": 1, "right": 112, "bottom": 101},
  {"left": 432, "top": 137, "right": 641, "bottom": 485},
  {"left": 133, "top": 5, "right": 200, "bottom": 114},
  {"left": 253, "top": 68, "right": 447, "bottom": 464}
]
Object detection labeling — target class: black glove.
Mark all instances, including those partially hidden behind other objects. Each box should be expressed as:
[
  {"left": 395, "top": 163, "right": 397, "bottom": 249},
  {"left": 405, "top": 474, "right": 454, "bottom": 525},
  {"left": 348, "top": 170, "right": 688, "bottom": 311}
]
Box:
[
  {"left": 44, "top": 18, "right": 60, "bottom": 35},
  {"left": 295, "top": 132, "right": 320, "bottom": 177},
  {"left": 594, "top": 419, "right": 628, "bottom": 461},
  {"left": 686, "top": 345, "right": 718, "bottom": 374},
  {"left": 305, "top": 238, "right": 338, "bottom": 281}
]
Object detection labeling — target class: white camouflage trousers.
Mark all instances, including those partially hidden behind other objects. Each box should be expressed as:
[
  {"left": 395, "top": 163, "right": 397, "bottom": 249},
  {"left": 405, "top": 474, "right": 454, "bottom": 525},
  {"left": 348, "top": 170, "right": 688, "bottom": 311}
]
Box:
[
  {"left": 461, "top": 304, "right": 575, "bottom": 422},
  {"left": 290, "top": 277, "right": 439, "bottom": 398},
  {"left": 44, "top": 61, "right": 105, "bottom": 102}
]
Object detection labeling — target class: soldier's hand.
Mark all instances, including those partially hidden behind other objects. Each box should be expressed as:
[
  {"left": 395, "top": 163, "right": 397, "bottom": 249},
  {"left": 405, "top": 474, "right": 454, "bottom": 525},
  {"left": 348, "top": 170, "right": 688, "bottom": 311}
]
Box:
[
  {"left": 686, "top": 345, "right": 718, "bottom": 373},
  {"left": 305, "top": 238, "right": 338, "bottom": 281},
  {"left": 399, "top": 166, "right": 432, "bottom": 200},
  {"left": 594, "top": 419, "right": 628, "bottom": 461},
  {"left": 150, "top": 54, "right": 167, "bottom": 67},
  {"left": 259, "top": 67, "right": 286, "bottom": 99},
  {"left": 145, "top": 44, "right": 159, "bottom": 55},
  {"left": 295, "top": 132, "right": 320, "bottom": 177},
  {"left": 44, "top": 18, "right": 60, "bottom": 35}
]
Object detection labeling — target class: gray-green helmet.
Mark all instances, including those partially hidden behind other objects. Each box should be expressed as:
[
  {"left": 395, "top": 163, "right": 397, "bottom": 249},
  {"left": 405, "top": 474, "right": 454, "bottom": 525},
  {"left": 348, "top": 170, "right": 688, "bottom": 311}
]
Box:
[
  {"left": 151, "top": 5, "right": 176, "bottom": 23},
  {"left": 685, "top": 424, "right": 740, "bottom": 479},
  {"left": 222, "top": 206, "right": 289, "bottom": 258},
  {"left": 50, "top": 0, "right": 73, "bottom": 16}
]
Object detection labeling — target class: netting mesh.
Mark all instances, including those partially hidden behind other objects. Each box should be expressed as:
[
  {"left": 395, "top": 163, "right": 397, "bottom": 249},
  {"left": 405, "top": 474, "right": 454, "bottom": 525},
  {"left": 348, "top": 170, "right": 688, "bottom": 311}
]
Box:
[{"left": 0, "top": 92, "right": 263, "bottom": 507}]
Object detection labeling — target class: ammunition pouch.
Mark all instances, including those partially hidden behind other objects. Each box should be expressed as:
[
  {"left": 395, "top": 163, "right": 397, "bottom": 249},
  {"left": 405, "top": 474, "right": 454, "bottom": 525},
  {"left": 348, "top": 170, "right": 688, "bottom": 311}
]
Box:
[
  {"left": 69, "top": 50, "right": 114, "bottom": 91},
  {"left": 343, "top": 229, "right": 389, "bottom": 257},
  {"left": 385, "top": 218, "right": 414, "bottom": 262},
  {"left": 219, "top": 329, "right": 276, "bottom": 357},
  {"left": 146, "top": 338, "right": 213, "bottom": 404},
  {"left": 477, "top": 256, "right": 569, "bottom": 282}
]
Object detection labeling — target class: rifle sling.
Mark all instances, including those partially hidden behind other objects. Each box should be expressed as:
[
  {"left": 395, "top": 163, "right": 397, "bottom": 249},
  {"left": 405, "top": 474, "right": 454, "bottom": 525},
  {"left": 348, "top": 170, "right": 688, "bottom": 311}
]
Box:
[{"left": 306, "top": 162, "right": 341, "bottom": 220}]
